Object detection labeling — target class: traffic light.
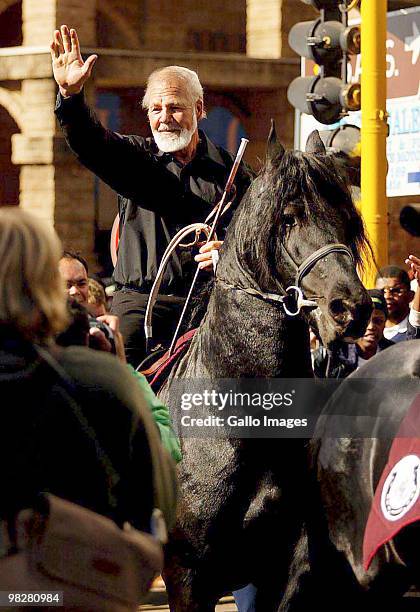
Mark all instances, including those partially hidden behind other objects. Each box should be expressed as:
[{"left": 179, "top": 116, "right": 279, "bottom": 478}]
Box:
[
  {"left": 400, "top": 204, "right": 420, "bottom": 237},
  {"left": 317, "top": 124, "right": 361, "bottom": 185},
  {"left": 287, "top": 0, "right": 361, "bottom": 125}
]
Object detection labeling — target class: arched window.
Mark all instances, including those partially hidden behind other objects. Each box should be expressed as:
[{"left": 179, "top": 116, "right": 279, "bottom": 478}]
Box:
[{"left": 0, "top": 105, "right": 20, "bottom": 206}]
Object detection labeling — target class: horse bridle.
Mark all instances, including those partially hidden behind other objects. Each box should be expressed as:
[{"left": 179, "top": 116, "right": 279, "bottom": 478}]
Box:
[{"left": 218, "top": 242, "right": 354, "bottom": 317}]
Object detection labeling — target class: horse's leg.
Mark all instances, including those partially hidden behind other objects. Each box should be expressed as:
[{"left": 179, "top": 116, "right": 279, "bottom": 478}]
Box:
[
  {"left": 164, "top": 555, "right": 220, "bottom": 612},
  {"left": 164, "top": 519, "right": 250, "bottom": 612},
  {"left": 164, "top": 440, "right": 259, "bottom": 611},
  {"left": 238, "top": 446, "right": 309, "bottom": 612},
  {"left": 164, "top": 523, "right": 222, "bottom": 612},
  {"left": 250, "top": 540, "right": 304, "bottom": 612}
]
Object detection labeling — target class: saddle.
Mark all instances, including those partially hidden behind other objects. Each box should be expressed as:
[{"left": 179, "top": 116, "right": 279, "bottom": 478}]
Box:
[{"left": 140, "top": 329, "right": 197, "bottom": 394}]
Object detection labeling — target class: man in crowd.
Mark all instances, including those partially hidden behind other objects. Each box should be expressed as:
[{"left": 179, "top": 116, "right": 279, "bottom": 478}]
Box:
[
  {"left": 375, "top": 265, "right": 414, "bottom": 343},
  {"left": 59, "top": 250, "right": 126, "bottom": 359},
  {"left": 51, "top": 25, "right": 252, "bottom": 366},
  {"left": 58, "top": 251, "right": 90, "bottom": 306},
  {"left": 313, "top": 289, "right": 393, "bottom": 378}
]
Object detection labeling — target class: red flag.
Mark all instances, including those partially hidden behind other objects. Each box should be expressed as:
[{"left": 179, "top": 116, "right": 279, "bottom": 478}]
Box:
[{"left": 363, "top": 394, "right": 420, "bottom": 570}]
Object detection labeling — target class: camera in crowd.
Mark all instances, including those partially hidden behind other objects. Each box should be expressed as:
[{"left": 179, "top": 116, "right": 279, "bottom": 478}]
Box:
[
  {"left": 57, "top": 299, "right": 116, "bottom": 355},
  {"left": 88, "top": 316, "right": 116, "bottom": 355}
]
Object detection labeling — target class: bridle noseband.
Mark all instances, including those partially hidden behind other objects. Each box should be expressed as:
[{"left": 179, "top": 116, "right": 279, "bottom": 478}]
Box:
[{"left": 218, "top": 242, "right": 354, "bottom": 317}]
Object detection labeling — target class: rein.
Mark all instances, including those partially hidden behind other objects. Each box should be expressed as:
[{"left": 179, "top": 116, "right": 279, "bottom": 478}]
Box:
[
  {"left": 143, "top": 222, "right": 215, "bottom": 349},
  {"left": 217, "top": 242, "right": 354, "bottom": 317}
]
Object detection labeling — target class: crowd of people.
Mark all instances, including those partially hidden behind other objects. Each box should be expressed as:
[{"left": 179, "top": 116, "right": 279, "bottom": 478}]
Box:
[
  {"left": 313, "top": 261, "right": 420, "bottom": 378},
  {"left": 0, "top": 208, "right": 177, "bottom": 609},
  {"left": 0, "top": 22, "right": 418, "bottom": 612}
]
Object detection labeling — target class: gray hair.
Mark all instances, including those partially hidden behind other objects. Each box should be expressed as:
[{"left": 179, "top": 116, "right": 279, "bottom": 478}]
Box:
[
  {"left": 0, "top": 207, "right": 68, "bottom": 342},
  {"left": 142, "top": 65, "right": 204, "bottom": 111}
]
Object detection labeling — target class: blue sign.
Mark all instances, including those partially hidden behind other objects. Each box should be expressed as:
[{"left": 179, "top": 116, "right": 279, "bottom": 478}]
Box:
[{"left": 200, "top": 107, "right": 247, "bottom": 154}]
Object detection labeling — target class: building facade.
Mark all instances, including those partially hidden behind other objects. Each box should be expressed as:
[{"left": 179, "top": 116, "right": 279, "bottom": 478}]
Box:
[{"left": 0, "top": 0, "right": 417, "bottom": 271}]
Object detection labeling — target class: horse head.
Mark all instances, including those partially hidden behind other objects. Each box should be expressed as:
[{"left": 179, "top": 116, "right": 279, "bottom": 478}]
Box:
[{"left": 223, "top": 121, "right": 372, "bottom": 348}]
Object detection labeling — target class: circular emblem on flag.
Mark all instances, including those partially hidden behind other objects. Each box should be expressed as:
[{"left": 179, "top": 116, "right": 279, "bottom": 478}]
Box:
[{"left": 381, "top": 454, "right": 420, "bottom": 522}]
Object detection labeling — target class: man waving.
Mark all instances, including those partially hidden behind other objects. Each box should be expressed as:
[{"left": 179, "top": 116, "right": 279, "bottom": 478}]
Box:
[{"left": 51, "top": 25, "right": 251, "bottom": 366}]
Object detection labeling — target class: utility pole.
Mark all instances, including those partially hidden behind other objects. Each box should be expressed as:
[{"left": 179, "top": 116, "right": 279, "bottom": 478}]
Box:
[{"left": 361, "top": 0, "right": 389, "bottom": 285}]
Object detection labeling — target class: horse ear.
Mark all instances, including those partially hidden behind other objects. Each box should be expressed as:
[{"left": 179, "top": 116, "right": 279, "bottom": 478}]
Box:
[
  {"left": 305, "top": 130, "right": 326, "bottom": 154},
  {"left": 266, "top": 119, "right": 285, "bottom": 164}
]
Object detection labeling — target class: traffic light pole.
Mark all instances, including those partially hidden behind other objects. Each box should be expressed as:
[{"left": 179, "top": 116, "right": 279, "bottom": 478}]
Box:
[{"left": 361, "top": 0, "right": 388, "bottom": 285}]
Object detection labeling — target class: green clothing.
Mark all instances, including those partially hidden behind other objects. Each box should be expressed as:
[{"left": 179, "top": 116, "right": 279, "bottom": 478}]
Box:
[{"left": 127, "top": 365, "right": 182, "bottom": 463}]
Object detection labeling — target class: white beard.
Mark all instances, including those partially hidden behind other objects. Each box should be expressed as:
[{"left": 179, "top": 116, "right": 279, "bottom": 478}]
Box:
[{"left": 152, "top": 112, "right": 198, "bottom": 153}]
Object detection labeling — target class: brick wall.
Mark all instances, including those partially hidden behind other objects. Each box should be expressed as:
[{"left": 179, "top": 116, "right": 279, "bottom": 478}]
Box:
[
  {"left": 247, "top": 0, "right": 315, "bottom": 58},
  {"left": 111, "top": 0, "right": 247, "bottom": 53}
]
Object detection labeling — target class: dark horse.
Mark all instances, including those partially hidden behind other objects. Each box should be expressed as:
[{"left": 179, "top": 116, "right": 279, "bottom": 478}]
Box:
[
  {"left": 160, "top": 126, "right": 372, "bottom": 611},
  {"left": 278, "top": 340, "right": 420, "bottom": 612}
]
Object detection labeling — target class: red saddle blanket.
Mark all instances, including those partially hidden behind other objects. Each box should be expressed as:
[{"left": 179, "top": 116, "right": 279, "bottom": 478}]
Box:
[
  {"left": 140, "top": 329, "right": 197, "bottom": 393},
  {"left": 363, "top": 393, "right": 420, "bottom": 570}
]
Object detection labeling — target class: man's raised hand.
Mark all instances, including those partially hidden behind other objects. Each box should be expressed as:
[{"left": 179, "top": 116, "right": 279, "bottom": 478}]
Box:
[
  {"left": 405, "top": 254, "right": 420, "bottom": 280},
  {"left": 50, "top": 25, "right": 97, "bottom": 97}
]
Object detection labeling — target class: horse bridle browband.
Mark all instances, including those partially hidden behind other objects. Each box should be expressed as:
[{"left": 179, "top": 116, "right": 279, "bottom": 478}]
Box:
[{"left": 218, "top": 242, "right": 354, "bottom": 317}]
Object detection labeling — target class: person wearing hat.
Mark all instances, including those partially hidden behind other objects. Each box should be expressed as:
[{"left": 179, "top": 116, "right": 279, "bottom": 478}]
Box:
[
  {"left": 375, "top": 265, "right": 414, "bottom": 343},
  {"left": 313, "top": 289, "right": 394, "bottom": 378},
  {"left": 354, "top": 289, "right": 394, "bottom": 364}
]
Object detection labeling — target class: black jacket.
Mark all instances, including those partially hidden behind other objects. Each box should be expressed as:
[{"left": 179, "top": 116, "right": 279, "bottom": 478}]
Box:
[
  {"left": 313, "top": 337, "right": 395, "bottom": 379},
  {"left": 0, "top": 336, "right": 177, "bottom": 532},
  {"left": 55, "top": 92, "right": 252, "bottom": 295}
]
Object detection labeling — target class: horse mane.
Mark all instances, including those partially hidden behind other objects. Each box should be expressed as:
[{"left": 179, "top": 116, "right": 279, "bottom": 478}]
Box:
[
  {"left": 186, "top": 278, "right": 214, "bottom": 329},
  {"left": 229, "top": 149, "right": 372, "bottom": 288}
]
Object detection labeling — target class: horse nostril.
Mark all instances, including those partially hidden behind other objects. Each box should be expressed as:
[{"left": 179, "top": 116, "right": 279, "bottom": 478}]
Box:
[
  {"left": 329, "top": 296, "right": 373, "bottom": 339},
  {"left": 329, "top": 298, "right": 351, "bottom": 322}
]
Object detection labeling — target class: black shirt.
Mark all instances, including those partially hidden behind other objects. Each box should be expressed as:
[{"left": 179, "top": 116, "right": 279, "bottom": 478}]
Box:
[{"left": 55, "top": 92, "right": 252, "bottom": 295}]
